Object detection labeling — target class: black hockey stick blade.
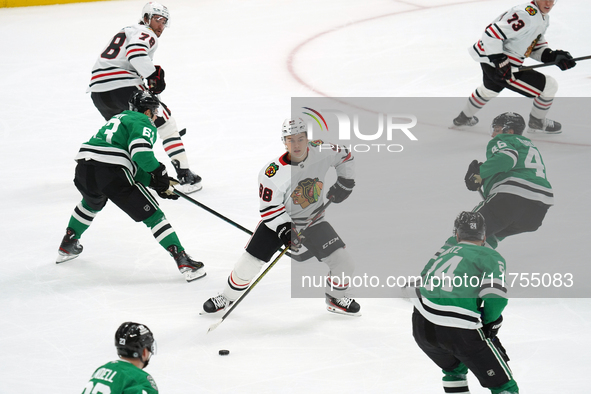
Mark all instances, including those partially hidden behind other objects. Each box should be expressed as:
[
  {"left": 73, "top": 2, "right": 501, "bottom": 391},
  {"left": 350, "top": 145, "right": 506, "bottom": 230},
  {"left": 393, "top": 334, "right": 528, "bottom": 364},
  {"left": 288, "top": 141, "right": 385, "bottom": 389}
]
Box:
[{"left": 519, "top": 54, "right": 591, "bottom": 71}]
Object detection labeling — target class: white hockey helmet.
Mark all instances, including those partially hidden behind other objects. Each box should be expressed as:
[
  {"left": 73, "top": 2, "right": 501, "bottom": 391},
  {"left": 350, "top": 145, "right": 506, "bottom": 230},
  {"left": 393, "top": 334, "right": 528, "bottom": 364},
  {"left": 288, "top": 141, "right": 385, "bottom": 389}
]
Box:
[
  {"left": 281, "top": 118, "right": 308, "bottom": 142},
  {"left": 141, "top": 2, "right": 170, "bottom": 27}
]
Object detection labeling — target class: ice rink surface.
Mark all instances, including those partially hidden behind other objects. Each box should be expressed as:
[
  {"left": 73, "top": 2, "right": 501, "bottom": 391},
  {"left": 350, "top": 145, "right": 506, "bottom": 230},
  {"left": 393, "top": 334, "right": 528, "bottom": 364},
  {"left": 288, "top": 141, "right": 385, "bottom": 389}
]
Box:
[{"left": 1, "top": 0, "right": 590, "bottom": 392}]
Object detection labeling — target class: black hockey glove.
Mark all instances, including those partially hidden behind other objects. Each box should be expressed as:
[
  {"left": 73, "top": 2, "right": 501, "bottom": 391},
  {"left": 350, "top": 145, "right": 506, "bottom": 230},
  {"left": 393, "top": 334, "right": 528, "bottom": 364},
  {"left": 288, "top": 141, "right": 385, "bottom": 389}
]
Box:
[
  {"left": 276, "top": 222, "right": 303, "bottom": 251},
  {"left": 488, "top": 54, "right": 512, "bottom": 82},
  {"left": 482, "top": 314, "right": 503, "bottom": 339},
  {"left": 149, "top": 163, "right": 179, "bottom": 200},
  {"left": 464, "top": 160, "right": 483, "bottom": 191},
  {"left": 541, "top": 49, "right": 576, "bottom": 71},
  {"left": 147, "top": 65, "right": 166, "bottom": 94},
  {"left": 327, "top": 177, "right": 355, "bottom": 203}
]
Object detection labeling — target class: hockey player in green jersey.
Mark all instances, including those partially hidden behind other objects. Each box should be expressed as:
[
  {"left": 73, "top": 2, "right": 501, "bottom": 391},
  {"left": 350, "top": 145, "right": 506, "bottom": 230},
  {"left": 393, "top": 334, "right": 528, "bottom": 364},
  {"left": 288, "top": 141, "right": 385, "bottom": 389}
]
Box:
[
  {"left": 464, "top": 112, "right": 553, "bottom": 248},
  {"left": 56, "top": 91, "right": 205, "bottom": 282},
  {"left": 82, "top": 322, "right": 158, "bottom": 394},
  {"left": 412, "top": 211, "right": 518, "bottom": 394}
]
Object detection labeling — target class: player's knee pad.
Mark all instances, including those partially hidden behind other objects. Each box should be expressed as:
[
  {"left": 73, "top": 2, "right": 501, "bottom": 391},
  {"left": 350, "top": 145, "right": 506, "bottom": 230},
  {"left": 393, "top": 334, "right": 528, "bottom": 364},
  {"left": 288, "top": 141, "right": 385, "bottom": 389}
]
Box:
[
  {"left": 540, "top": 75, "right": 558, "bottom": 98},
  {"left": 322, "top": 247, "right": 355, "bottom": 278},
  {"left": 477, "top": 84, "right": 501, "bottom": 99},
  {"left": 233, "top": 251, "right": 264, "bottom": 281},
  {"left": 156, "top": 115, "right": 179, "bottom": 139}
]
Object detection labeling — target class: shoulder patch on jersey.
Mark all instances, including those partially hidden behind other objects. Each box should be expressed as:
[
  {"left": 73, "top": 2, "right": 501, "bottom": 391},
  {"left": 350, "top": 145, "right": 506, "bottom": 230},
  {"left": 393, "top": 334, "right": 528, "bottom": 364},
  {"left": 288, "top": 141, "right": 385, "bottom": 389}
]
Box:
[
  {"left": 147, "top": 374, "right": 158, "bottom": 390},
  {"left": 265, "top": 163, "right": 279, "bottom": 178},
  {"left": 525, "top": 5, "right": 537, "bottom": 16},
  {"left": 309, "top": 140, "right": 324, "bottom": 147}
]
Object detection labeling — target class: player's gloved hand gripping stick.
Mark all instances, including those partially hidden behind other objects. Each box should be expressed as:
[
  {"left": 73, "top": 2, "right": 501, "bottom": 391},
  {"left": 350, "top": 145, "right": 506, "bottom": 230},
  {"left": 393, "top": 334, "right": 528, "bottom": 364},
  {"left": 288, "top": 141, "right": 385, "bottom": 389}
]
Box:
[{"left": 207, "top": 199, "right": 333, "bottom": 333}]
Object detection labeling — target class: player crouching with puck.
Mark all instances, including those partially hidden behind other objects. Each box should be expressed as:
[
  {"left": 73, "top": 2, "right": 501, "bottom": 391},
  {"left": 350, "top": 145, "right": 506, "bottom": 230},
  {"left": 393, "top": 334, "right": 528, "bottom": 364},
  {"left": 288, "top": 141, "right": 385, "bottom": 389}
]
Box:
[{"left": 203, "top": 118, "right": 361, "bottom": 316}]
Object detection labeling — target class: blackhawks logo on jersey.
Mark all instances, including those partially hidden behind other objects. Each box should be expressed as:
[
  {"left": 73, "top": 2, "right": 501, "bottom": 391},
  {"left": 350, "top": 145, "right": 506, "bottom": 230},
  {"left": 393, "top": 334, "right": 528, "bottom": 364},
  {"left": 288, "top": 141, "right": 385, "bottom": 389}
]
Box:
[
  {"left": 265, "top": 163, "right": 279, "bottom": 178},
  {"left": 291, "top": 178, "right": 323, "bottom": 209},
  {"left": 525, "top": 5, "right": 537, "bottom": 15},
  {"left": 524, "top": 34, "right": 541, "bottom": 57},
  {"left": 309, "top": 139, "right": 324, "bottom": 147}
]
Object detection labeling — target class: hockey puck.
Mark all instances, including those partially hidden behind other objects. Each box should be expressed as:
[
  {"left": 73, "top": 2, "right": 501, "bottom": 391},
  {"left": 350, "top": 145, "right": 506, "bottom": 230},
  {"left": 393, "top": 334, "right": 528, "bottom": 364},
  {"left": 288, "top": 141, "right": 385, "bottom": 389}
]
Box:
[{"left": 218, "top": 349, "right": 230, "bottom": 356}]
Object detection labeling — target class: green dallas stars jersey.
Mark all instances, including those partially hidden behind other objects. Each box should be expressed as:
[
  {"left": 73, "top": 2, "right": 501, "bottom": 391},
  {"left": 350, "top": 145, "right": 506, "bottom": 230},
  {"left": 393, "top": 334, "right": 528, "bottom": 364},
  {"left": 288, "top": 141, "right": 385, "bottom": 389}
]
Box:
[
  {"left": 411, "top": 237, "right": 508, "bottom": 329},
  {"left": 82, "top": 359, "right": 158, "bottom": 394},
  {"left": 75, "top": 110, "right": 160, "bottom": 186},
  {"left": 480, "top": 133, "right": 553, "bottom": 205}
]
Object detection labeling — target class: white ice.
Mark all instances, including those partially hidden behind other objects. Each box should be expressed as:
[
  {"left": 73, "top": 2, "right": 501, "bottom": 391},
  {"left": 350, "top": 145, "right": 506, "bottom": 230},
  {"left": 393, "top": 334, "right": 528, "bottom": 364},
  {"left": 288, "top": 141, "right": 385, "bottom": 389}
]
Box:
[{"left": 1, "top": 0, "right": 590, "bottom": 392}]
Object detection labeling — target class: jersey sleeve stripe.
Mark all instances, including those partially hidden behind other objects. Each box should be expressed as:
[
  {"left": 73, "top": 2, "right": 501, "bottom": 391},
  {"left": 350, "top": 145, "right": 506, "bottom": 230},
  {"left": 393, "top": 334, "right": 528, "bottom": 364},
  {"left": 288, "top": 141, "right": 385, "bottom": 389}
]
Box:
[
  {"left": 90, "top": 70, "right": 134, "bottom": 81},
  {"left": 485, "top": 23, "right": 506, "bottom": 40},
  {"left": 479, "top": 286, "right": 508, "bottom": 298},
  {"left": 128, "top": 53, "right": 149, "bottom": 61},
  {"left": 260, "top": 206, "right": 285, "bottom": 218},
  {"left": 126, "top": 43, "right": 149, "bottom": 50},
  {"left": 126, "top": 48, "right": 147, "bottom": 56},
  {"left": 499, "top": 149, "right": 518, "bottom": 167}
]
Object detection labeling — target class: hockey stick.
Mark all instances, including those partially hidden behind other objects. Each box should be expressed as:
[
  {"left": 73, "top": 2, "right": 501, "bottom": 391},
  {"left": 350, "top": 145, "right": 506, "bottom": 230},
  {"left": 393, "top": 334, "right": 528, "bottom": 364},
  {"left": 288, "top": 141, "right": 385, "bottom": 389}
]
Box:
[
  {"left": 518, "top": 55, "right": 591, "bottom": 71},
  {"left": 173, "top": 189, "right": 253, "bottom": 235},
  {"left": 207, "top": 200, "right": 333, "bottom": 333},
  {"left": 173, "top": 188, "right": 293, "bottom": 258}
]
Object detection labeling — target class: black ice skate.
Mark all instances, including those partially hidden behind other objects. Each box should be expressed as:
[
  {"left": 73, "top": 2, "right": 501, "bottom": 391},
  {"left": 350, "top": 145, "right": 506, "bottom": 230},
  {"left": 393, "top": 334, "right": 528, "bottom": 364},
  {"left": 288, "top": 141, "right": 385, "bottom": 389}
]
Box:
[
  {"left": 172, "top": 160, "right": 202, "bottom": 193},
  {"left": 452, "top": 112, "right": 479, "bottom": 127},
  {"left": 56, "top": 228, "right": 83, "bottom": 264},
  {"left": 167, "top": 245, "right": 206, "bottom": 282},
  {"left": 203, "top": 294, "right": 233, "bottom": 313},
  {"left": 527, "top": 115, "right": 562, "bottom": 134},
  {"left": 325, "top": 293, "right": 361, "bottom": 316}
]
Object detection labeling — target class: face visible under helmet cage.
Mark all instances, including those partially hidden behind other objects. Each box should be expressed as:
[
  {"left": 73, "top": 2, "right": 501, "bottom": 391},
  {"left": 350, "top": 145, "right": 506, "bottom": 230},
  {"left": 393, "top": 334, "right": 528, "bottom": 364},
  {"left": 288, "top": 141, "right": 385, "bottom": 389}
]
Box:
[{"left": 141, "top": 2, "right": 170, "bottom": 27}]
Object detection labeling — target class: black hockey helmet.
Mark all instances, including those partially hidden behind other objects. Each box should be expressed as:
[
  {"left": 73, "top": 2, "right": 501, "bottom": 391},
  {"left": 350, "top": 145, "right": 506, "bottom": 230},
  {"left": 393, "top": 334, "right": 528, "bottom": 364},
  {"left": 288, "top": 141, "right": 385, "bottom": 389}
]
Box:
[
  {"left": 454, "top": 211, "right": 486, "bottom": 241},
  {"left": 129, "top": 90, "right": 160, "bottom": 115},
  {"left": 115, "top": 322, "right": 155, "bottom": 359},
  {"left": 491, "top": 112, "right": 526, "bottom": 135}
]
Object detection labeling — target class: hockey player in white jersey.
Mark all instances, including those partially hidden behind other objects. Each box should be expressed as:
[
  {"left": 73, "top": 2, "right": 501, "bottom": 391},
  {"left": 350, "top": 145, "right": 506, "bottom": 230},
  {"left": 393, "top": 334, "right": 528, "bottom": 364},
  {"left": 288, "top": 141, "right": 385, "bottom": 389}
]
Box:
[
  {"left": 203, "top": 118, "right": 361, "bottom": 316},
  {"left": 88, "top": 2, "right": 202, "bottom": 193},
  {"left": 453, "top": 0, "right": 576, "bottom": 134}
]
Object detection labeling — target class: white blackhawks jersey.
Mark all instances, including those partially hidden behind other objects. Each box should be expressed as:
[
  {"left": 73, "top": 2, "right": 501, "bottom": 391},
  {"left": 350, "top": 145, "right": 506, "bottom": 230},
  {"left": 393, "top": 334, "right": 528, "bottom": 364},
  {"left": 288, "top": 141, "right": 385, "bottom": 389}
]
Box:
[
  {"left": 258, "top": 140, "right": 355, "bottom": 232},
  {"left": 87, "top": 24, "right": 159, "bottom": 93},
  {"left": 470, "top": 1, "right": 549, "bottom": 67}
]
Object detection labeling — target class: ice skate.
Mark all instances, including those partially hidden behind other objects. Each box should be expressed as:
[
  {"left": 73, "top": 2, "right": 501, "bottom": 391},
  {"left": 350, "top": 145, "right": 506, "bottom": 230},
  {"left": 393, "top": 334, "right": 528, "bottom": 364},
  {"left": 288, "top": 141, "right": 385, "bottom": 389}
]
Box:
[
  {"left": 172, "top": 160, "right": 202, "bottom": 193},
  {"left": 452, "top": 112, "right": 479, "bottom": 127},
  {"left": 527, "top": 115, "right": 562, "bottom": 134},
  {"left": 56, "top": 228, "right": 83, "bottom": 264},
  {"left": 325, "top": 293, "right": 361, "bottom": 316},
  {"left": 167, "top": 245, "right": 206, "bottom": 282},
  {"left": 203, "top": 294, "right": 233, "bottom": 313}
]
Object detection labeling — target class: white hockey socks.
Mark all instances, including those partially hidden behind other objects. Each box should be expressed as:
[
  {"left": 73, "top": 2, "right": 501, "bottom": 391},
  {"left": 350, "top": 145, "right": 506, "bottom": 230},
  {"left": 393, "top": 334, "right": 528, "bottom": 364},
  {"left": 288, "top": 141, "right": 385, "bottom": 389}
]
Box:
[
  {"left": 530, "top": 75, "right": 558, "bottom": 121},
  {"left": 322, "top": 248, "right": 355, "bottom": 298},
  {"left": 462, "top": 85, "right": 500, "bottom": 118},
  {"left": 156, "top": 115, "right": 191, "bottom": 169},
  {"left": 223, "top": 252, "right": 264, "bottom": 301}
]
